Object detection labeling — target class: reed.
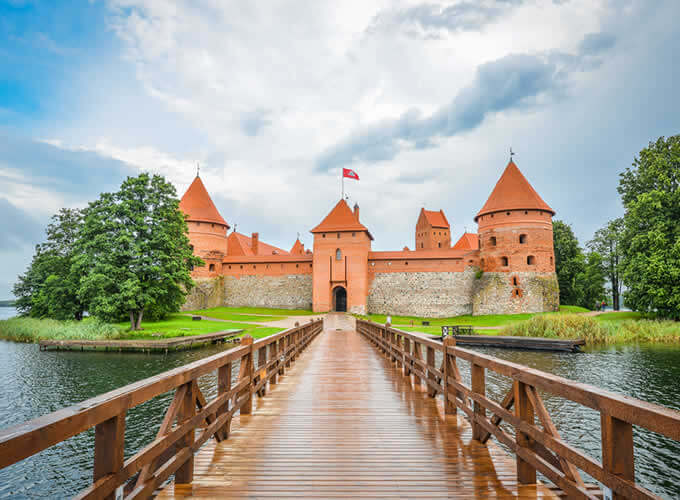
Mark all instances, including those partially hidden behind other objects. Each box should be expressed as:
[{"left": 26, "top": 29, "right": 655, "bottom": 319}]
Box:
[
  {"left": 501, "top": 314, "right": 680, "bottom": 344},
  {"left": 0, "top": 317, "right": 121, "bottom": 343}
]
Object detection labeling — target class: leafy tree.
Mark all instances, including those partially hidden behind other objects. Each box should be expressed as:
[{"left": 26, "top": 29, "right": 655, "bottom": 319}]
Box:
[
  {"left": 587, "top": 218, "right": 624, "bottom": 310},
  {"left": 552, "top": 220, "right": 586, "bottom": 306},
  {"left": 618, "top": 135, "right": 680, "bottom": 319},
  {"left": 13, "top": 208, "right": 85, "bottom": 320},
  {"left": 576, "top": 251, "right": 607, "bottom": 310},
  {"left": 74, "top": 173, "right": 203, "bottom": 330}
]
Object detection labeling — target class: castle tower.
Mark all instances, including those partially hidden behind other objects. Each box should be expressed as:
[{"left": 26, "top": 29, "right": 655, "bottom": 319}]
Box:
[
  {"left": 473, "top": 159, "right": 558, "bottom": 313},
  {"left": 415, "top": 208, "right": 451, "bottom": 250},
  {"left": 179, "top": 175, "right": 229, "bottom": 277},
  {"left": 311, "top": 199, "right": 373, "bottom": 314}
]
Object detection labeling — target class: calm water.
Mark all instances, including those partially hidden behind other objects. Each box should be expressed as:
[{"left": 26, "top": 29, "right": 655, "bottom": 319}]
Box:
[
  {"left": 0, "top": 334, "right": 678, "bottom": 498},
  {"left": 0, "top": 307, "right": 17, "bottom": 320}
]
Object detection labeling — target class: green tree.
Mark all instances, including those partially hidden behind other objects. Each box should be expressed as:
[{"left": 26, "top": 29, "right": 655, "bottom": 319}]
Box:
[
  {"left": 576, "top": 251, "right": 607, "bottom": 310},
  {"left": 587, "top": 218, "right": 624, "bottom": 310},
  {"left": 13, "top": 208, "right": 85, "bottom": 320},
  {"left": 552, "top": 220, "right": 586, "bottom": 306},
  {"left": 618, "top": 135, "right": 680, "bottom": 319},
  {"left": 74, "top": 173, "right": 203, "bottom": 329}
]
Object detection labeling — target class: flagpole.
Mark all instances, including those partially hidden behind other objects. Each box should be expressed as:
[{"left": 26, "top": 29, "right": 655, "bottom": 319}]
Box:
[{"left": 342, "top": 172, "right": 344, "bottom": 199}]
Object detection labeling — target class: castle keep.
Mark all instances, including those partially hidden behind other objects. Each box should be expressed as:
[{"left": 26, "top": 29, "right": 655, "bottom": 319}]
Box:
[{"left": 180, "top": 160, "right": 559, "bottom": 316}]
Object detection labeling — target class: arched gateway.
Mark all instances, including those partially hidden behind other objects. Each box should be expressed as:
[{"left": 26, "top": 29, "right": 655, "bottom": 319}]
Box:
[{"left": 333, "top": 286, "right": 347, "bottom": 312}]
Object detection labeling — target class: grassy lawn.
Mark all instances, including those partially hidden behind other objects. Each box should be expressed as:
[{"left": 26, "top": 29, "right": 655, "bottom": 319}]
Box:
[
  {"left": 595, "top": 311, "right": 642, "bottom": 323},
  {"left": 399, "top": 326, "right": 500, "bottom": 336},
  {"left": 187, "top": 306, "right": 316, "bottom": 320},
  {"left": 116, "top": 314, "right": 285, "bottom": 340},
  {"left": 355, "top": 305, "right": 590, "bottom": 329}
]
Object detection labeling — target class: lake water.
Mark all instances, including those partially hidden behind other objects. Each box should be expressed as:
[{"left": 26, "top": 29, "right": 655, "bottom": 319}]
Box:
[
  {"left": 0, "top": 335, "right": 678, "bottom": 498},
  {"left": 0, "top": 307, "right": 17, "bottom": 321}
]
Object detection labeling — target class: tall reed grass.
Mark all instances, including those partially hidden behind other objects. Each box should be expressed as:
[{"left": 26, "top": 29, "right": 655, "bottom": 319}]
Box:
[
  {"left": 0, "top": 317, "right": 121, "bottom": 343},
  {"left": 501, "top": 314, "right": 680, "bottom": 344}
]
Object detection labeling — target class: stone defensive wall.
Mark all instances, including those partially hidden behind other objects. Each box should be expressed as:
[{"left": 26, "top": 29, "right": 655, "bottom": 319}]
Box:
[
  {"left": 366, "top": 249, "right": 477, "bottom": 317},
  {"left": 182, "top": 254, "right": 313, "bottom": 311}
]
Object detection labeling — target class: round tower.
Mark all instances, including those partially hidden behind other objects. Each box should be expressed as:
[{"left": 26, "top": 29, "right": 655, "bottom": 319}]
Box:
[
  {"left": 179, "top": 175, "right": 229, "bottom": 277},
  {"left": 474, "top": 159, "right": 557, "bottom": 313}
]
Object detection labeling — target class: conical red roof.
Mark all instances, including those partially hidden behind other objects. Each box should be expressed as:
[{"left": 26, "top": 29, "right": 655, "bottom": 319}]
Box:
[
  {"left": 475, "top": 160, "right": 554, "bottom": 221},
  {"left": 311, "top": 199, "right": 373, "bottom": 239},
  {"left": 179, "top": 176, "right": 229, "bottom": 227}
]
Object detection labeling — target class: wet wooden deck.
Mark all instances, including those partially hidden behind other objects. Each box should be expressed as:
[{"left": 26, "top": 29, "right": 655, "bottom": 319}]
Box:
[{"left": 157, "top": 318, "right": 558, "bottom": 499}]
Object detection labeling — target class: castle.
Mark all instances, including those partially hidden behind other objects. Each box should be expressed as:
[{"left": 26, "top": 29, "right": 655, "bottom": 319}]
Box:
[{"left": 180, "top": 159, "right": 560, "bottom": 317}]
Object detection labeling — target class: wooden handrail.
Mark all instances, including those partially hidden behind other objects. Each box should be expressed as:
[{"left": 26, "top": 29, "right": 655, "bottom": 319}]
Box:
[
  {"left": 356, "top": 318, "right": 680, "bottom": 500},
  {"left": 0, "top": 319, "right": 323, "bottom": 500}
]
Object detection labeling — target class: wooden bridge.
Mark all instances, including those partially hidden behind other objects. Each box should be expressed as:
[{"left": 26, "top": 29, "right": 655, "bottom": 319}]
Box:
[{"left": 1, "top": 314, "right": 679, "bottom": 499}]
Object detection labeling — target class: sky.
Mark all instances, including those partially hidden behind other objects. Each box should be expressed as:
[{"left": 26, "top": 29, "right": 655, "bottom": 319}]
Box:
[{"left": 1, "top": 0, "right": 679, "bottom": 299}]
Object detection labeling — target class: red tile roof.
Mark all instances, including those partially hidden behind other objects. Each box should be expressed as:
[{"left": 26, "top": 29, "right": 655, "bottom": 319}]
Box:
[
  {"left": 475, "top": 160, "right": 554, "bottom": 220},
  {"left": 311, "top": 199, "right": 373, "bottom": 239},
  {"left": 227, "top": 231, "right": 289, "bottom": 256},
  {"left": 422, "top": 209, "right": 450, "bottom": 228},
  {"left": 452, "top": 232, "right": 479, "bottom": 250},
  {"left": 179, "top": 176, "right": 229, "bottom": 226},
  {"left": 290, "top": 238, "right": 305, "bottom": 254}
]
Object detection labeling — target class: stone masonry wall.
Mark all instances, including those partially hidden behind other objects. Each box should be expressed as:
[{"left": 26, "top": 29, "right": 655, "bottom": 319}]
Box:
[
  {"left": 472, "top": 271, "right": 559, "bottom": 315},
  {"left": 367, "top": 269, "right": 477, "bottom": 318},
  {"left": 223, "top": 274, "right": 313, "bottom": 310},
  {"left": 181, "top": 277, "right": 225, "bottom": 311}
]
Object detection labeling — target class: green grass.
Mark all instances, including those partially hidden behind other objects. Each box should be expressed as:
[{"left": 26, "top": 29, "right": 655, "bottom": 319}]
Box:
[
  {"left": 0, "top": 314, "right": 285, "bottom": 344},
  {"left": 399, "top": 326, "right": 500, "bottom": 336},
  {"left": 183, "top": 309, "right": 281, "bottom": 322},
  {"left": 595, "top": 311, "right": 642, "bottom": 322},
  {"left": 355, "top": 306, "right": 589, "bottom": 329},
  {"left": 500, "top": 314, "right": 680, "bottom": 344},
  {"left": 191, "top": 306, "right": 315, "bottom": 317},
  {"left": 0, "top": 317, "right": 123, "bottom": 342}
]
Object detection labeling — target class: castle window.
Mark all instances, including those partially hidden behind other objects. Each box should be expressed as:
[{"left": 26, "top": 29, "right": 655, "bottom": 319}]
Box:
[
  {"left": 421, "top": 243, "right": 424, "bottom": 248},
  {"left": 253, "top": 265, "right": 256, "bottom": 269},
  {"left": 481, "top": 258, "right": 485, "bottom": 268},
  {"left": 512, "top": 276, "right": 518, "bottom": 286},
  {"left": 322, "top": 233, "right": 326, "bottom": 238},
  {"left": 438, "top": 242, "right": 441, "bottom": 248},
  {"left": 501, "top": 256, "right": 509, "bottom": 266},
  {"left": 310, "top": 263, "right": 312, "bottom": 268},
  {"left": 337, "top": 233, "right": 340, "bottom": 239},
  {"left": 405, "top": 261, "right": 408, "bottom": 265},
  {"left": 240, "top": 265, "right": 243, "bottom": 269},
  {"left": 527, "top": 255, "right": 536, "bottom": 265},
  {"left": 491, "top": 214, "right": 494, "bottom": 218},
  {"left": 519, "top": 234, "right": 527, "bottom": 244},
  {"left": 513, "top": 288, "right": 521, "bottom": 298},
  {"left": 211, "top": 224, "right": 214, "bottom": 228},
  {"left": 507, "top": 212, "right": 510, "bottom": 216},
  {"left": 228, "top": 265, "right": 232, "bottom": 269},
  {"left": 490, "top": 236, "right": 497, "bottom": 246},
  {"left": 525, "top": 211, "right": 528, "bottom": 215},
  {"left": 209, "top": 264, "right": 215, "bottom": 272},
  {"left": 296, "top": 264, "right": 299, "bottom": 268},
  {"left": 352, "top": 232, "right": 356, "bottom": 237},
  {"left": 550, "top": 256, "right": 554, "bottom": 266},
  {"left": 336, "top": 248, "right": 342, "bottom": 261}
]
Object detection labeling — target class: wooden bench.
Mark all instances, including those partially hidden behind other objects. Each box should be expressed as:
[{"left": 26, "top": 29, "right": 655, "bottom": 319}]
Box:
[{"left": 441, "top": 325, "right": 474, "bottom": 336}]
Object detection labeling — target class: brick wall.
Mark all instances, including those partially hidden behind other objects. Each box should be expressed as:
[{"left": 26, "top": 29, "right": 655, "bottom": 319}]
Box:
[{"left": 223, "top": 274, "right": 313, "bottom": 310}]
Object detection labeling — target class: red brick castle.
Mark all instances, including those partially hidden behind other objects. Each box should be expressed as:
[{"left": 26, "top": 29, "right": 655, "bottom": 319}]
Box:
[{"left": 180, "top": 159, "right": 559, "bottom": 316}]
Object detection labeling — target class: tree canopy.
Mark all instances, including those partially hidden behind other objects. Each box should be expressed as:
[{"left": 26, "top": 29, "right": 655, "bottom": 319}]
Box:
[
  {"left": 618, "top": 135, "right": 680, "bottom": 319},
  {"left": 13, "top": 208, "right": 85, "bottom": 320},
  {"left": 74, "top": 173, "right": 203, "bottom": 329}
]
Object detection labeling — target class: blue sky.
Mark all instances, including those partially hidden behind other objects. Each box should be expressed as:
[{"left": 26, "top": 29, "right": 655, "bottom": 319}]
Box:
[{"left": 1, "top": 0, "right": 679, "bottom": 299}]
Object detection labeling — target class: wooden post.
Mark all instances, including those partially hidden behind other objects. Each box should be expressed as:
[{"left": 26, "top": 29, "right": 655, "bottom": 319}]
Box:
[
  {"left": 269, "top": 340, "right": 278, "bottom": 385},
  {"left": 238, "top": 335, "right": 254, "bottom": 415},
  {"left": 514, "top": 380, "right": 536, "bottom": 484},
  {"left": 93, "top": 411, "right": 126, "bottom": 500},
  {"left": 426, "top": 345, "right": 436, "bottom": 397},
  {"left": 394, "top": 333, "right": 402, "bottom": 369},
  {"left": 258, "top": 344, "right": 267, "bottom": 397},
  {"left": 285, "top": 334, "right": 292, "bottom": 368},
  {"left": 601, "top": 413, "right": 635, "bottom": 499},
  {"left": 412, "top": 342, "right": 423, "bottom": 389},
  {"left": 442, "top": 337, "right": 456, "bottom": 415},
  {"left": 403, "top": 337, "right": 411, "bottom": 377},
  {"left": 216, "top": 362, "right": 232, "bottom": 440},
  {"left": 175, "top": 382, "right": 195, "bottom": 484},
  {"left": 471, "top": 363, "right": 485, "bottom": 440},
  {"left": 278, "top": 335, "right": 285, "bottom": 375}
]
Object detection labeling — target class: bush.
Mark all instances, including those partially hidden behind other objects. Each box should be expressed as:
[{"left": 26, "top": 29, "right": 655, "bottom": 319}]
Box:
[
  {"left": 501, "top": 314, "right": 680, "bottom": 344},
  {"left": 0, "top": 317, "right": 121, "bottom": 343}
]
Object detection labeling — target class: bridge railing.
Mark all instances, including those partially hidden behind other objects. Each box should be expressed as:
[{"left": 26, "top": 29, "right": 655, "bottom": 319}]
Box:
[
  {"left": 0, "top": 319, "right": 323, "bottom": 500},
  {"left": 356, "top": 318, "right": 680, "bottom": 500}
]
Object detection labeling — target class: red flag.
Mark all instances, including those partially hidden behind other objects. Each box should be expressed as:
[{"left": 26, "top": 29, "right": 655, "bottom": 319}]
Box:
[{"left": 343, "top": 168, "right": 359, "bottom": 180}]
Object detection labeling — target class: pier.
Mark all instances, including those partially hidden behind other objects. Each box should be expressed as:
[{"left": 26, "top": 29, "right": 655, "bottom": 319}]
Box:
[{"left": 1, "top": 315, "right": 679, "bottom": 499}]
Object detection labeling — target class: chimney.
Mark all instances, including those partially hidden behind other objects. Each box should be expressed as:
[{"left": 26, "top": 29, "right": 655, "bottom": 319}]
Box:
[
  {"left": 353, "top": 203, "right": 360, "bottom": 221},
  {"left": 251, "top": 232, "right": 259, "bottom": 254}
]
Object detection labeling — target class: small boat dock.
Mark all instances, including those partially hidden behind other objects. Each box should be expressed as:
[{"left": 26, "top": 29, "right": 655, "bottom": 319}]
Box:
[{"left": 38, "top": 329, "right": 242, "bottom": 353}]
